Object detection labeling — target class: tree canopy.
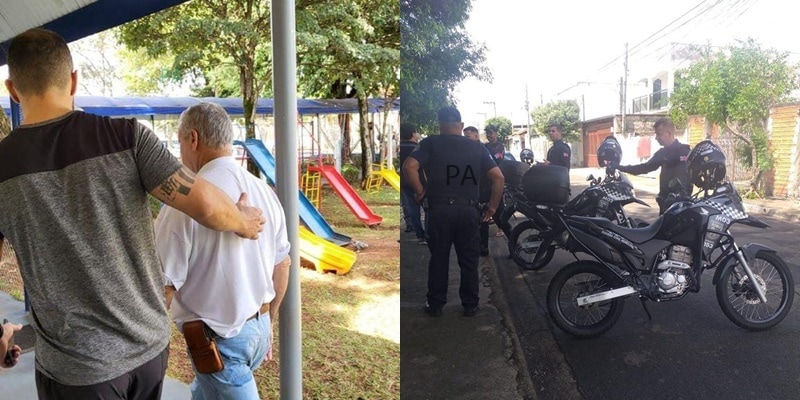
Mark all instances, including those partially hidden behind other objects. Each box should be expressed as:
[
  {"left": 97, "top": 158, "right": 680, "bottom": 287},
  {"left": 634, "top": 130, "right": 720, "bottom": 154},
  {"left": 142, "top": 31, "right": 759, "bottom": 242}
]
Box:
[
  {"left": 669, "top": 38, "right": 799, "bottom": 191},
  {"left": 400, "top": 0, "right": 491, "bottom": 133},
  {"left": 531, "top": 100, "right": 581, "bottom": 142},
  {"left": 118, "top": 0, "right": 399, "bottom": 183}
]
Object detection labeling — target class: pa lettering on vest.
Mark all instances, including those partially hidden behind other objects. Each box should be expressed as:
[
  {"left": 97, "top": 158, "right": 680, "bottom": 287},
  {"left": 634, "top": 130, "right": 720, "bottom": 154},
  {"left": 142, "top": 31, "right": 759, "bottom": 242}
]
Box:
[{"left": 447, "top": 165, "right": 478, "bottom": 185}]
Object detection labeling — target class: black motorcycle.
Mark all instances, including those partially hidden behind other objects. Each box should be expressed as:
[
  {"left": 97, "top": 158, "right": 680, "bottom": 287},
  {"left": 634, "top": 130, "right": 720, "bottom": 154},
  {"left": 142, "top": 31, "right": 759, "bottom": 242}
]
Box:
[
  {"left": 507, "top": 170, "right": 648, "bottom": 270},
  {"left": 546, "top": 181, "right": 794, "bottom": 338}
]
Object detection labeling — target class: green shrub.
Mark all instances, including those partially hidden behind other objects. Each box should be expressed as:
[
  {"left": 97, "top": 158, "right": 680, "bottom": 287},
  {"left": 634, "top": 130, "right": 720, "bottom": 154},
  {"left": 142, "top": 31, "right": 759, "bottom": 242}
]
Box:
[{"left": 341, "top": 164, "right": 361, "bottom": 185}]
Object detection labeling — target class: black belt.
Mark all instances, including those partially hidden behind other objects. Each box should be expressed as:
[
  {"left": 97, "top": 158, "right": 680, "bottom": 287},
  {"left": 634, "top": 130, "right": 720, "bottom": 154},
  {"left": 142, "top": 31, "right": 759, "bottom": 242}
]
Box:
[
  {"left": 427, "top": 197, "right": 479, "bottom": 207},
  {"left": 247, "top": 303, "right": 271, "bottom": 321}
]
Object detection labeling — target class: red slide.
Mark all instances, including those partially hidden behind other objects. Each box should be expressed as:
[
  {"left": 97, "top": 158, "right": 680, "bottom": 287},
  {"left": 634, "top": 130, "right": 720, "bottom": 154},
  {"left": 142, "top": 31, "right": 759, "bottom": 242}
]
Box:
[{"left": 311, "top": 165, "right": 383, "bottom": 226}]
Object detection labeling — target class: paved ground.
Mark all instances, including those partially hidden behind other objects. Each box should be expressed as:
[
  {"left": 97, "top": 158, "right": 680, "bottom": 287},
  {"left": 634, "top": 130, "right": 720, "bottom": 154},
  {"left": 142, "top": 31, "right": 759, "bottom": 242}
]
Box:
[
  {"left": 0, "top": 291, "right": 190, "bottom": 399},
  {"left": 401, "top": 167, "right": 799, "bottom": 400},
  {"left": 495, "top": 168, "right": 800, "bottom": 399},
  {"left": 400, "top": 224, "right": 536, "bottom": 399}
]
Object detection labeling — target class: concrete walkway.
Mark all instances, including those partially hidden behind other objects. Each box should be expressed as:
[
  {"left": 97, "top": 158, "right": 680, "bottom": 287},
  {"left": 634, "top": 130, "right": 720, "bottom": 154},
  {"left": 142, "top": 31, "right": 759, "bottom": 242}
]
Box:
[
  {"left": 0, "top": 291, "right": 190, "bottom": 399},
  {"left": 400, "top": 221, "right": 536, "bottom": 399}
]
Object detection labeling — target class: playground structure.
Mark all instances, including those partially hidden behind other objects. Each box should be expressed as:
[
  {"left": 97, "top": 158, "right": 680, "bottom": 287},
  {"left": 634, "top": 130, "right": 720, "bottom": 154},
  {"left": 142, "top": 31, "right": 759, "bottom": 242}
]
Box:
[
  {"left": 365, "top": 160, "right": 400, "bottom": 194},
  {"left": 236, "top": 139, "right": 357, "bottom": 275},
  {"left": 306, "top": 164, "right": 383, "bottom": 226}
]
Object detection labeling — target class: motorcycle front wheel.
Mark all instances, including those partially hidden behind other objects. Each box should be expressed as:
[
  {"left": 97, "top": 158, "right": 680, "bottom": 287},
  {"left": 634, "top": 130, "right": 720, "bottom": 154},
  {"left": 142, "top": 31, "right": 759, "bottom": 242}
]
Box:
[
  {"left": 547, "top": 261, "right": 625, "bottom": 339},
  {"left": 716, "top": 250, "right": 794, "bottom": 331},
  {"left": 508, "top": 220, "right": 555, "bottom": 270}
]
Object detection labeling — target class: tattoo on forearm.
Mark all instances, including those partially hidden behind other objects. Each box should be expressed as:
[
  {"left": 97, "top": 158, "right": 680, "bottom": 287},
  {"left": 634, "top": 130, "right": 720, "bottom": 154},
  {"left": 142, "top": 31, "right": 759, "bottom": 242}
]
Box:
[
  {"left": 159, "top": 176, "right": 191, "bottom": 201},
  {"left": 177, "top": 169, "right": 195, "bottom": 184}
]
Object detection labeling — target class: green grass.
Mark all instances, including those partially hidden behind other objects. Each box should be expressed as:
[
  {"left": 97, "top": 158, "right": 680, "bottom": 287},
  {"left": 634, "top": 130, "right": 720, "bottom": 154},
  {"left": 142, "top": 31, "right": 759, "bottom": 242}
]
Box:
[{"left": 253, "top": 183, "right": 400, "bottom": 399}]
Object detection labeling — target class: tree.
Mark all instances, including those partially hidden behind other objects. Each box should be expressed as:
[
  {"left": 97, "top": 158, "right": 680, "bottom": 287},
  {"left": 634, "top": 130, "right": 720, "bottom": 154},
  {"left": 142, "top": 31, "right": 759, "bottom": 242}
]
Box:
[
  {"left": 484, "top": 116, "right": 512, "bottom": 142},
  {"left": 118, "top": 1, "right": 273, "bottom": 175},
  {"left": 400, "top": 0, "right": 491, "bottom": 133},
  {"left": 119, "top": 0, "right": 399, "bottom": 183},
  {"left": 296, "top": 0, "right": 399, "bottom": 186},
  {"left": 531, "top": 100, "right": 581, "bottom": 142},
  {"left": 70, "top": 31, "right": 122, "bottom": 96},
  {"left": 669, "top": 39, "right": 799, "bottom": 192}
]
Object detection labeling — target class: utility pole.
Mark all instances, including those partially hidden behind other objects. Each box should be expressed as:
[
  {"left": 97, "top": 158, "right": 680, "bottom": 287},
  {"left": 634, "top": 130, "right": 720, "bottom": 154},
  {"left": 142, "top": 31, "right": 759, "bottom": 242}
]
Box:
[
  {"left": 621, "top": 42, "right": 628, "bottom": 136},
  {"left": 581, "top": 94, "right": 585, "bottom": 121},
  {"left": 525, "top": 84, "right": 532, "bottom": 150}
]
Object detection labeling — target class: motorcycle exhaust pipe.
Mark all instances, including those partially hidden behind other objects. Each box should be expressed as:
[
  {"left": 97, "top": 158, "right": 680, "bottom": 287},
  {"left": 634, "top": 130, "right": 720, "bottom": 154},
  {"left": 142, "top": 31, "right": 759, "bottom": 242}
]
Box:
[{"left": 576, "top": 286, "right": 637, "bottom": 306}]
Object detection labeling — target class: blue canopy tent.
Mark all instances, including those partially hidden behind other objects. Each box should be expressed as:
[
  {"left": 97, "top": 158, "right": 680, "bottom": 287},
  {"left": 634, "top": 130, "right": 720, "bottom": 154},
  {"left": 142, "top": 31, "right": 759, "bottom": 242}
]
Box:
[
  {"left": 0, "top": 1, "right": 309, "bottom": 398},
  {"left": 1, "top": 95, "right": 400, "bottom": 116}
]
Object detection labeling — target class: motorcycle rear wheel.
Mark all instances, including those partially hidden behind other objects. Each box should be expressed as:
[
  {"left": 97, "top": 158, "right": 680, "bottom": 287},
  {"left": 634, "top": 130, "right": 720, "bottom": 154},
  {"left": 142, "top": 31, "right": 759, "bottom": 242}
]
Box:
[
  {"left": 716, "top": 250, "right": 794, "bottom": 331},
  {"left": 508, "top": 220, "right": 555, "bottom": 270},
  {"left": 547, "top": 261, "right": 625, "bottom": 339}
]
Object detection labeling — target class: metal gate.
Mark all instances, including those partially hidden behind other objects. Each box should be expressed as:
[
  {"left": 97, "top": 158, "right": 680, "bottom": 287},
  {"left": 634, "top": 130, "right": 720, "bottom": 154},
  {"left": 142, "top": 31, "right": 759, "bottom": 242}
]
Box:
[{"left": 714, "top": 130, "right": 755, "bottom": 190}]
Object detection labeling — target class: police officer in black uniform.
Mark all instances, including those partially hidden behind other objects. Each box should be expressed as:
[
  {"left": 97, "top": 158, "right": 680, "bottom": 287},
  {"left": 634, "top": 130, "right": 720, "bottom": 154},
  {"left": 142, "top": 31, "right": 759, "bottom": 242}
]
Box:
[
  {"left": 479, "top": 125, "right": 512, "bottom": 255},
  {"left": 614, "top": 117, "right": 691, "bottom": 214},
  {"left": 399, "top": 123, "right": 426, "bottom": 243},
  {"left": 403, "top": 107, "right": 504, "bottom": 317},
  {"left": 543, "top": 124, "right": 571, "bottom": 169}
]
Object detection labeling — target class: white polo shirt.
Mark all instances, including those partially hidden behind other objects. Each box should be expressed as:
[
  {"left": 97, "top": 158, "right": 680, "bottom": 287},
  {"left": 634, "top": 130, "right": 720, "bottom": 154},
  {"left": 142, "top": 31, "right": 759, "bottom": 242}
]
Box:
[{"left": 155, "top": 156, "right": 290, "bottom": 338}]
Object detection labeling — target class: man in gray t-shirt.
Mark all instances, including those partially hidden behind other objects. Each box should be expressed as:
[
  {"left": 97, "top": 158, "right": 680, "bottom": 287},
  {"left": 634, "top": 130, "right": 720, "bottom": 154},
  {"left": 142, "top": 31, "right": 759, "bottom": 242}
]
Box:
[{"left": 0, "top": 28, "right": 265, "bottom": 398}]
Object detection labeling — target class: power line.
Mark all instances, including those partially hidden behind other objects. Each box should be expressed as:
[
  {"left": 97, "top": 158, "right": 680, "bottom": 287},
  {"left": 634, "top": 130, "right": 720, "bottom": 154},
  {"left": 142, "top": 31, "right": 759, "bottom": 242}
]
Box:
[
  {"left": 617, "top": 0, "right": 725, "bottom": 69},
  {"left": 644, "top": 0, "right": 758, "bottom": 64},
  {"left": 632, "top": 0, "right": 740, "bottom": 64},
  {"left": 594, "top": 0, "right": 712, "bottom": 73}
]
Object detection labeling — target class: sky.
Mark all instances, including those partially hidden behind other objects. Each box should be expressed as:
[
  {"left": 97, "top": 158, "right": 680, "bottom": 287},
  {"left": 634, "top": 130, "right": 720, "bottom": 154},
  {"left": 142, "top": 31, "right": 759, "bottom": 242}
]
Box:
[{"left": 455, "top": 0, "right": 800, "bottom": 128}]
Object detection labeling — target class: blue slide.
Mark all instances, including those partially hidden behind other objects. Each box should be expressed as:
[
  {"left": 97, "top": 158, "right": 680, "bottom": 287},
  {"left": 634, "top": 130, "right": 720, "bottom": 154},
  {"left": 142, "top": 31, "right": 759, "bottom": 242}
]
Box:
[{"left": 235, "top": 139, "right": 352, "bottom": 246}]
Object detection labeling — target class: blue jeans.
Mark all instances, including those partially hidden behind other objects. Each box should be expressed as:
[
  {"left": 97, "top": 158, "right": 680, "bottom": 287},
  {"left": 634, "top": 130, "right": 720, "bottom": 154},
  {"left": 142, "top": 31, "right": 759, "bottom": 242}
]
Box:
[
  {"left": 401, "top": 187, "right": 425, "bottom": 239},
  {"left": 189, "top": 314, "right": 271, "bottom": 400}
]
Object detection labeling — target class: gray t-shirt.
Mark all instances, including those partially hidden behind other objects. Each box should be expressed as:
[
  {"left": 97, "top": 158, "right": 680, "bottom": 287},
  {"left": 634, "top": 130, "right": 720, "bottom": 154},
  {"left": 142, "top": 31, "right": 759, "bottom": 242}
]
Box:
[{"left": 0, "top": 111, "right": 182, "bottom": 385}]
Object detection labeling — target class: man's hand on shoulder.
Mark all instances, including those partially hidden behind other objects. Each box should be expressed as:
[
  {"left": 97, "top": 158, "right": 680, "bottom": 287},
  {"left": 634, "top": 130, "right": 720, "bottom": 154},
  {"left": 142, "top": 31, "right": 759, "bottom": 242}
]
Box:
[{"left": 235, "top": 193, "right": 265, "bottom": 239}]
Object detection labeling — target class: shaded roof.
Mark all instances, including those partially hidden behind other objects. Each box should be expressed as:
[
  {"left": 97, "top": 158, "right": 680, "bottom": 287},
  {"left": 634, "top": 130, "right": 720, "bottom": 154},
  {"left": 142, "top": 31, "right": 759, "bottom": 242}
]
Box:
[
  {"left": 0, "top": 0, "right": 190, "bottom": 66},
  {"left": 2, "top": 96, "right": 400, "bottom": 117}
]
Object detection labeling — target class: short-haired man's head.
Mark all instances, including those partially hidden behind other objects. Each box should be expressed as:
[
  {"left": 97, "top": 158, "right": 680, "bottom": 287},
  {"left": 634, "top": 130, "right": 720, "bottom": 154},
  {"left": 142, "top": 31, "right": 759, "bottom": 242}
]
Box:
[
  {"left": 437, "top": 106, "right": 463, "bottom": 134},
  {"left": 178, "top": 102, "right": 234, "bottom": 149},
  {"left": 653, "top": 117, "right": 675, "bottom": 132},
  {"left": 7, "top": 28, "right": 74, "bottom": 96},
  {"left": 400, "top": 123, "right": 417, "bottom": 140},
  {"left": 438, "top": 106, "right": 461, "bottom": 123},
  {"left": 463, "top": 126, "right": 480, "bottom": 141},
  {"left": 547, "top": 124, "right": 563, "bottom": 140}
]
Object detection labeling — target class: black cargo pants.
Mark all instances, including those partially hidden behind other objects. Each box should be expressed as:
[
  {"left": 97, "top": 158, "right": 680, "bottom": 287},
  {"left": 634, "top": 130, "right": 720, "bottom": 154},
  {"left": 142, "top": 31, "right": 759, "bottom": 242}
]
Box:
[{"left": 425, "top": 200, "right": 481, "bottom": 309}]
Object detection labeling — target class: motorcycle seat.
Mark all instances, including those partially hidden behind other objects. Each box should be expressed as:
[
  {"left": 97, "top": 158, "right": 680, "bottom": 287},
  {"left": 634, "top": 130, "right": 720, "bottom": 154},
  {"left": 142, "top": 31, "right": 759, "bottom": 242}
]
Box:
[{"left": 569, "top": 215, "right": 664, "bottom": 244}]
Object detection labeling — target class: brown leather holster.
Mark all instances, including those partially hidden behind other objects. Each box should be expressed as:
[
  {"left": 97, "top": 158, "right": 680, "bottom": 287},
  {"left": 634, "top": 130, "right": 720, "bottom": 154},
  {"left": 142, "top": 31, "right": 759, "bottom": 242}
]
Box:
[{"left": 183, "top": 320, "right": 224, "bottom": 374}]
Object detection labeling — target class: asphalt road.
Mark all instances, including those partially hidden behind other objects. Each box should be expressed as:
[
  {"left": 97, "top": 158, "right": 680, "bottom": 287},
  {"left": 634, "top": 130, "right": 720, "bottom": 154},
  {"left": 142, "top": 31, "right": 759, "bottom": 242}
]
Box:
[{"left": 493, "top": 178, "right": 800, "bottom": 400}]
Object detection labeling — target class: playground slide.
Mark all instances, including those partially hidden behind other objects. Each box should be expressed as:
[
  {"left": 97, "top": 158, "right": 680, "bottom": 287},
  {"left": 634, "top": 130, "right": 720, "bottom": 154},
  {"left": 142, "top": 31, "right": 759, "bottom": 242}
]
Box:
[
  {"left": 379, "top": 169, "right": 400, "bottom": 192},
  {"left": 313, "top": 165, "right": 383, "bottom": 226},
  {"left": 299, "top": 226, "right": 356, "bottom": 275},
  {"left": 235, "top": 139, "right": 352, "bottom": 246}
]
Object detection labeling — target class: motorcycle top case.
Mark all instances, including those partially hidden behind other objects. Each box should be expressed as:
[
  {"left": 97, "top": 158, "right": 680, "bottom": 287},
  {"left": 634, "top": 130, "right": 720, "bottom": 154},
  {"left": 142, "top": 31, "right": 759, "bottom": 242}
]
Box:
[
  {"left": 522, "top": 164, "right": 570, "bottom": 205},
  {"left": 499, "top": 160, "right": 530, "bottom": 187}
]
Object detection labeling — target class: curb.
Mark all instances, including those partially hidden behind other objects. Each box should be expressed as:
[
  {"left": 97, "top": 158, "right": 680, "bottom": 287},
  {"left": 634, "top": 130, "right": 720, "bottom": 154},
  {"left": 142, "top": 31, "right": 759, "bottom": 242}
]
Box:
[
  {"left": 742, "top": 202, "right": 800, "bottom": 223},
  {"left": 483, "top": 255, "right": 539, "bottom": 400},
  {"left": 621, "top": 174, "right": 798, "bottom": 223}
]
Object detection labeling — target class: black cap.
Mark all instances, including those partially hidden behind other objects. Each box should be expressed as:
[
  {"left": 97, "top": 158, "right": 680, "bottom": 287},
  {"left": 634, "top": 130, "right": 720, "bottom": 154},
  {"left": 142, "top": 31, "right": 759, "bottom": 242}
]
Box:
[
  {"left": 484, "top": 125, "right": 498, "bottom": 133},
  {"left": 437, "top": 107, "right": 462, "bottom": 123}
]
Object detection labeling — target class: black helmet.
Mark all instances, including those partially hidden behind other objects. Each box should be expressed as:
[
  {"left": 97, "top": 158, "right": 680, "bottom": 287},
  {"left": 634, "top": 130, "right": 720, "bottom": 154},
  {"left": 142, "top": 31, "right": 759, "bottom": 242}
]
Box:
[
  {"left": 687, "top": 140, "right": 726, "bottom": 190},
  {"left": 519, "top": 148, "right": 534, "bottom": 164},
  {"left": 597, "top": 136, "right": 622, "bottom": 167}
]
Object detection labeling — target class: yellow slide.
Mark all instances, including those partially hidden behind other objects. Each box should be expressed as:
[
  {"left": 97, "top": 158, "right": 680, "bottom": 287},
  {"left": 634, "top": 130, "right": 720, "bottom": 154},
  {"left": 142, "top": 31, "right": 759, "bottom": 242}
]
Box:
[
  {"left": 379, "top": 169, "right": 401, "bottom": 192},
  {"left": 299, "top": 226, "right": 357, "bottom": 275}
]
